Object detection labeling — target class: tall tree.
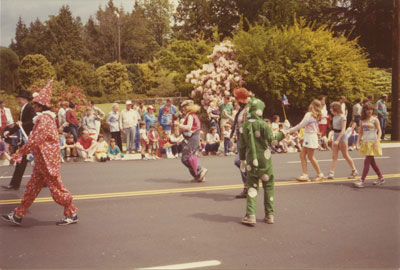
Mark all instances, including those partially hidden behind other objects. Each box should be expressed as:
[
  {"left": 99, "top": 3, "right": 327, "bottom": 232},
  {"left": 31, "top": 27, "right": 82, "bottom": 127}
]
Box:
[
  {"left": 121, "top": 3, "right": 159, "bottom": 63},
  {"left": 173, "top": 0, "right": 213, "bottom": 39},
  {"left": 10, "top": 17, "right": 29, "bottom": 58},
  {"left": 0, "top": 47, "right": 20, "bottom": 93},
  {"left": 317, "top": 0, "right": 393, "bottom": 67},
  {"left": 45, "top": 5, "right": 85, "bottom": 63},
  {"left": 142, "top": 0, "right": 174, "bottom": 47}
]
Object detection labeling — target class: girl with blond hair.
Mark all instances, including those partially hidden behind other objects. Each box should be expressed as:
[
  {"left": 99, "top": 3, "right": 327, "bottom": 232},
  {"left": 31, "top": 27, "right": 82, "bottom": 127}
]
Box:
[
  {"left": 327, "top": 102, "right": 358, "bottom": 179},
  {"left": 179, "top": 100, "right": 208, "bottom": 182},
  {"left": 288, "top": 100, "right": 325, "bottom": 181}
]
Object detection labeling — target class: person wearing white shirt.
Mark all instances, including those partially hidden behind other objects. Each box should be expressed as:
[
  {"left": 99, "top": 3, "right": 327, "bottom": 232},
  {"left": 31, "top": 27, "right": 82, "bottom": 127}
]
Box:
[
  {"left": 205, "top": 126, "right": 220, "bottom": 155},
  {"left": 57, "top": 101, "right": 68, "bottom": 128},
  {"left": 0, "top": 100, "right": 14, "bottom": 134},
  {"left": 318, "top": 95, "right": 328, "bottom": 137},
  {"left": 119, "top": 100, "right": 138, "bottom": 153},
  {"left": 106, "top": 103, "right": 123, "bottom": 152},
  {"left": 339, "top": 96, "right": 348, "bottom": 117},
  {"left": 352, "top": 98, "right": 362, "bottom": 127},
  {"left": 170, "top": 126, "right": 184, "bottom": 157}
]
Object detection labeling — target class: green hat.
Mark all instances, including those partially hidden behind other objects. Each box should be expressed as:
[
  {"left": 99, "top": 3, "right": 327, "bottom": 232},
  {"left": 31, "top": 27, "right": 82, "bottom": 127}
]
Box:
[{"left": 247, "top": 97, "right": 265, "bottom": 119}]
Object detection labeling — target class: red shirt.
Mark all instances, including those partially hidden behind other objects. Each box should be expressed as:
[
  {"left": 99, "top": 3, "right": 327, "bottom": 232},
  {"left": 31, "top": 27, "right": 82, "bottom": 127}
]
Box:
[
  {"left": 0, "top": 109, "right": 7, "bottom": 129},
  {"left": 78, "top": 136, "right": 94, "bottom": 149},
  {"left": 66, "top": 109, "right": 78, "bottom": 125}
]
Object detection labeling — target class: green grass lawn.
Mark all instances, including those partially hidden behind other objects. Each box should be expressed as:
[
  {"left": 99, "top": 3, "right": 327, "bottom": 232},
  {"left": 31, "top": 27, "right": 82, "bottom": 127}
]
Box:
[
  {"left": 95, "top": 103, "right": 163, "bottom": 116},
  {"left": 95, "top": 103, "right": 117, "bottom": 115}
]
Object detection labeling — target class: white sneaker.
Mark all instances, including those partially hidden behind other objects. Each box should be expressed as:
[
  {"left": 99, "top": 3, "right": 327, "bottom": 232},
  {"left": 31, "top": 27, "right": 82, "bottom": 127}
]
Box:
[
  {"left": 348, "top": 170, "right": 359, "bottom": 179},
  {"left": 265, "top": 215, "right": 274, "bottom": 224},
  {"left": 373, "top": 178, "right": 385, "bottom": 185},
  {"left": 313, "top": 173, "right": 325, "bottom": 181},
  {"left": 353, "top": 180, "right": 364, "bottom": 188},
  {"left": 327, "top": 171, "right": 335, "bottom": 180},
  {"left": 296, "top": 174, "right": 310, "bottom": 182}
]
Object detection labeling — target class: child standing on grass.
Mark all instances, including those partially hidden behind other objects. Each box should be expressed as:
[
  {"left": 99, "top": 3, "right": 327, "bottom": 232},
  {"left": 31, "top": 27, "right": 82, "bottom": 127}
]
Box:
[
  {"left": 107, "top": 138, "right": 124, "bottom": 160},
  {"left": 346, "top": 120, "right": 358, "bottom": 151},
  {"left": 223, "top": 124, "right": 233, "bottom": 156},
  {"left": 148, "top": 124, "right": 160, "bottom": 159},
  {"left": 288, "top": 100, "right": 325, "bottom": 182},
  {"left": 139, "top": 121, "right": 149, "bottom": 160},
  {"left": 95, "top": 134, "right": 108, "bottom": 162},
  {"left": 354, "top": 103, "right": 384, "bottom": 188}
]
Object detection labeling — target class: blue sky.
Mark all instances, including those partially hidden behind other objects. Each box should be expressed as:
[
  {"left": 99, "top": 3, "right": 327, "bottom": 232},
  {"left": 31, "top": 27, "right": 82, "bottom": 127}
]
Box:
[{"left": 0, "top": 0, "right": 173, "bottom": 47}]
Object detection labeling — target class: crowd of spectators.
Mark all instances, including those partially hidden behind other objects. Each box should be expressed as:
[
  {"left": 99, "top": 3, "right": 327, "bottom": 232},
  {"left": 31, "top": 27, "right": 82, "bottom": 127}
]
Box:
[{"left": 0, "top": 93, "right": 390, "bottom": 164}]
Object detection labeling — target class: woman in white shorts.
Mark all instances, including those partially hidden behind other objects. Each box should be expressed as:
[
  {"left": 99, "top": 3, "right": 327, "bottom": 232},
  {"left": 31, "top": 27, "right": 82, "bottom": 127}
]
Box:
[{"left": 288, "top": 100, "right": 325, "bottom": 181}]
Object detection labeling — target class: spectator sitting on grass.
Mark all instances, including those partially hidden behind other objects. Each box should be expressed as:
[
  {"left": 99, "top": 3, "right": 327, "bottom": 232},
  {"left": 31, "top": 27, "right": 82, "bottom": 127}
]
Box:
[
  {"left": 159, "top": 131, "right": 174, "bottom": 159},
  {"left": 95, "top": 134, "right": 108, "bottom": 162},
  {"left": 205, "top": 126, "right": 220, "bottom": 156},
  {"left": 1, "top": 120, "right": 21, "bottom": 154},
  {"left": 0, "top": 137, "right": 11, "bottom": 161},
  {"left": 76, "top": 130, "right": 97, "bottom": 162},
  {"left": 59, "top": 129, "right": 66, "bottom": 163},
  {"left": 346, "top": 120, "right": 359, "bottom": 151},
  {"left": 170, "top": 126, "right": 184, "bottom": 157},
  {"left": 107, "top": 138, "right": 124, "bottom": 160},
  {"left": 64, "top": 133, "right": 78, "bottom": 161}
]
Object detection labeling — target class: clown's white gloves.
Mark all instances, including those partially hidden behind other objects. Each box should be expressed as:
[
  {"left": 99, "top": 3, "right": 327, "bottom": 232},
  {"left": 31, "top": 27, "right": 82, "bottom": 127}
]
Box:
[
  {"left": 240, "top": 160, "right": 247, "bottom": 173},
  {"left": 282, "top": 120, "right": 291, "bottom": 135}
]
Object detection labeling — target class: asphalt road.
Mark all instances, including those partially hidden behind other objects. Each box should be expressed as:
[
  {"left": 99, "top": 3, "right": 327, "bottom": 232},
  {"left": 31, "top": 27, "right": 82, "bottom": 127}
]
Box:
[{"left": 0, "top": 148, "right": 399, "bottom": 269}]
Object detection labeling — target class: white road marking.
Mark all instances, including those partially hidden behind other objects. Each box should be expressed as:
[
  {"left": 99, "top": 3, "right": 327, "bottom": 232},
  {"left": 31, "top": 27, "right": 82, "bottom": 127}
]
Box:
[
  {"left": 137, "top": 260, "right": 221, "bottom": 270},
  {"left": 287, "top": 156, "right": 390, "bottom": 164},
  {"left": 0, "top": 175, "right": 31, "bottom": 179}
]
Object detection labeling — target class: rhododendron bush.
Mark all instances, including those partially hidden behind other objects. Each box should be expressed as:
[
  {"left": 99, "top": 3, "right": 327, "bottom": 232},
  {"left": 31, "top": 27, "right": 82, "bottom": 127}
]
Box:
[
  {"left": 186, "top": 40, "right": 246, "bottom": 110},
  {"left": 30, "top": 80, "right": 88, "bottom": 117}
]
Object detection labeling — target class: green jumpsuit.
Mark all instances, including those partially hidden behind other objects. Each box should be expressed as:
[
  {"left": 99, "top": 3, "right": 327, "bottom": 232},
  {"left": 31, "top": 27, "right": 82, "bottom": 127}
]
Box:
[{"left": 239, "top": 98, "right": 285, "bottom": 216}]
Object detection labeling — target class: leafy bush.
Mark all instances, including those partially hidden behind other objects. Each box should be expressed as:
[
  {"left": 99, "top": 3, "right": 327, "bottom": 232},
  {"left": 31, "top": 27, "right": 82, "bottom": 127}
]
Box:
[
  {"left": 0, "top": 90, "right": 19, "bottom": 121},
  {"left": 55, "top": 58, "right": 100, "bottom": 97},
  {"left": 18, "top": 54, "right": 56, "bottom": 90},
  {"left": 96, "top": 62, "right": 133, "bottom": 98},
  {"left": 233, "top": 19, "right": 373, "bottom": 115},
  {"left": 0, "top": 47, "right": 19, "bottom": 93},
  {"left": 30, "top": 80, "right": 88, "bottom": 119}
]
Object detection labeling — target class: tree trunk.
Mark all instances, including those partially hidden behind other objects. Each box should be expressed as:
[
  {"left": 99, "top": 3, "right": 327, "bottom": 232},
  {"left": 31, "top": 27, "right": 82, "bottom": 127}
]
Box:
[{"left": 392, "top": 0, "right": 400, "bottom": 140}]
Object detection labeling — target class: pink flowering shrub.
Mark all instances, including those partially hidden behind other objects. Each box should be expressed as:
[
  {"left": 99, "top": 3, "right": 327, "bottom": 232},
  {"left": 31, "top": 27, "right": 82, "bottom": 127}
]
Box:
[{"left": 186, "top": 40, "right": 246, "bottom": 109}]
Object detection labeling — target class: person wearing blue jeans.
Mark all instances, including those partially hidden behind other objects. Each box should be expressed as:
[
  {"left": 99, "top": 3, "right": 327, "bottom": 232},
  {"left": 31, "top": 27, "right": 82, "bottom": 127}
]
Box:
[{"left": 375, "top": 94, "right": 388, "bottom": 140}]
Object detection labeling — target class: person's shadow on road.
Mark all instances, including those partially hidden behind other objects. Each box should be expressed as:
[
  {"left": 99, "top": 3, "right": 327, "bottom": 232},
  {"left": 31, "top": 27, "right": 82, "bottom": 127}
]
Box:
[
  {"left": 323, "top": 181, "right": 400, "bottom": 191},
  {"left": 190, "top": 212, "right": 240, "bottom": 224},
  {"left": 145, "top": 178, "right": 191, "bottom": 184}
]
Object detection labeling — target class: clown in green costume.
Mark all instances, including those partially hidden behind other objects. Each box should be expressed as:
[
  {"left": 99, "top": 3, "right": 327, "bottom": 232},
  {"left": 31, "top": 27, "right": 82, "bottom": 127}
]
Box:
[{"left": 239, "top": 97, "right": 290, "bottom": 226}]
